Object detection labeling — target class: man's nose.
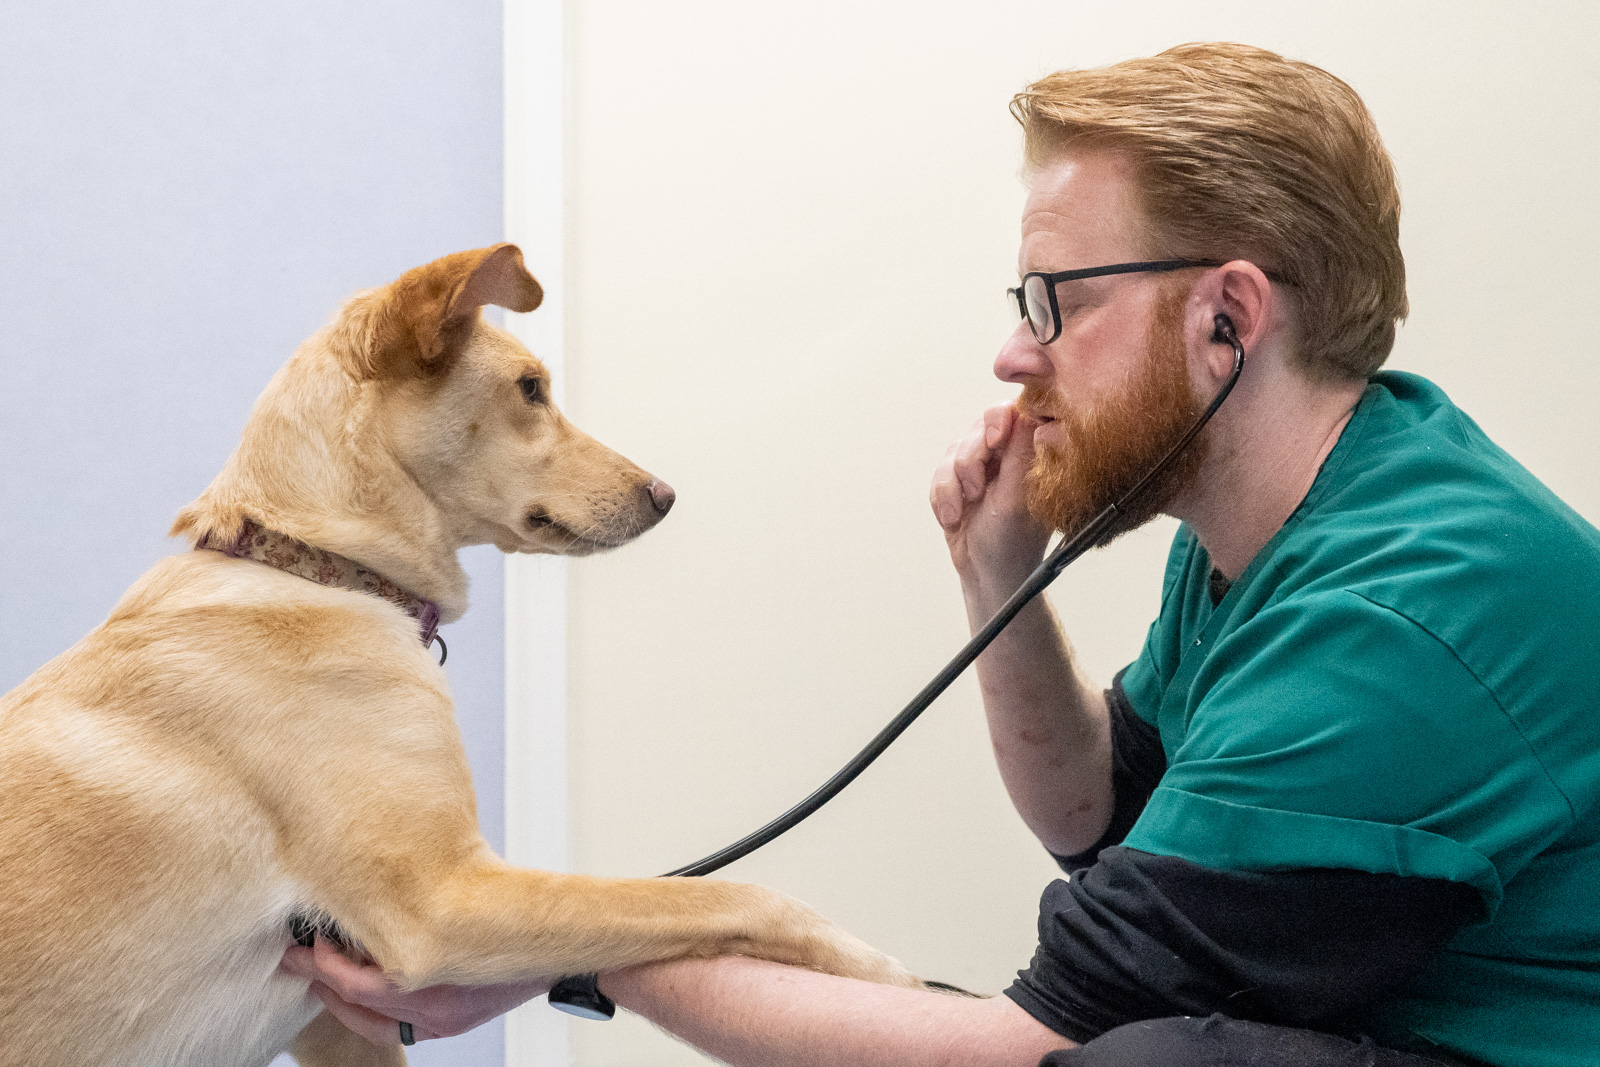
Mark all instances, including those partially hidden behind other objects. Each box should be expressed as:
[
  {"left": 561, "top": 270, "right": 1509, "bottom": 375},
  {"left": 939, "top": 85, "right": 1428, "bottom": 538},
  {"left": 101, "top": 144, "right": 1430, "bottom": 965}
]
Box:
[{"left": 993, "top": 321, "right": 1054, "bottom": 384}]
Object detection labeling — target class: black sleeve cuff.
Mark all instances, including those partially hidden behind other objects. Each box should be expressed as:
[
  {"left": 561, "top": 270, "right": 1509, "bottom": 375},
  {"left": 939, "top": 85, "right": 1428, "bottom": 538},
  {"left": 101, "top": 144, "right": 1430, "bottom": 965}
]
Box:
[
  {"left": 1007, "top": 847, "right": 1482, "bottom": 1042},
  {"left": 1050, "top": 668, "right": 1167, "bottom": 871}
]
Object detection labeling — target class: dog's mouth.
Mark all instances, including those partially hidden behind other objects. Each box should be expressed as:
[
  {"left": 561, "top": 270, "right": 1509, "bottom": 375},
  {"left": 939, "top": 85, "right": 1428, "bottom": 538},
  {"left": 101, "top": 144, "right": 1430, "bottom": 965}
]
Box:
[
  {"left": 526, "top": 508, "right": 617, "bottom": 552},
  {"left": 526, "top": 508, "right": 576, "bottom": 538}
]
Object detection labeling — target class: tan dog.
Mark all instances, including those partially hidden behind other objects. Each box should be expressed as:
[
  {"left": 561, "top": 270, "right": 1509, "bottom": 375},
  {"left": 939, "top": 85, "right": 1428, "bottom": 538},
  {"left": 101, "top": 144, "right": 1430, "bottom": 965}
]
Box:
[{"left": 0, "top": 244, "right": 915, "bottom": 1067}]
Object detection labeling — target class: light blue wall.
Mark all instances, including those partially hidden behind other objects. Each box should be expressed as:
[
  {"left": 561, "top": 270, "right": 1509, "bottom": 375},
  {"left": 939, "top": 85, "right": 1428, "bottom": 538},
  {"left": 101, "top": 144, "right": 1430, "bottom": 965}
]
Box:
[{"left": 0, "top": 3, "right": 505, "bottom": 1063}]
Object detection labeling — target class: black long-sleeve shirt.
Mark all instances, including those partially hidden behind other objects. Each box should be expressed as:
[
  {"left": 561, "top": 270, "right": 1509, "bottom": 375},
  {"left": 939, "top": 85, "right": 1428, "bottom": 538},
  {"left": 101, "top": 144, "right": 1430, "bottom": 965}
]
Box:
[{"left": 1004, "top": 668, "right": 1480, "bottom": 1044}]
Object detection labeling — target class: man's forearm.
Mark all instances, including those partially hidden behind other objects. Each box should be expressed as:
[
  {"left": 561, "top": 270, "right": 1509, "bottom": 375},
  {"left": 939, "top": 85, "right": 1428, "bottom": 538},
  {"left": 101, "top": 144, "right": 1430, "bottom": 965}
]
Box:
[
  {"left": 963, "top": 576, "right": 1112, "bottom": 857},
  {"left": 599, "top": 956, "right": 1072, "bottom": 1067}
]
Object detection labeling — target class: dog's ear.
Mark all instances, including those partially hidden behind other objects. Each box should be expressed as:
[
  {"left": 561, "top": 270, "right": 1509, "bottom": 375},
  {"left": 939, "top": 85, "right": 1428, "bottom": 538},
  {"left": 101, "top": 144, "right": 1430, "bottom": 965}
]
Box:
[{"left": 353, "top": 243, "right": 544, "bottom": 378}]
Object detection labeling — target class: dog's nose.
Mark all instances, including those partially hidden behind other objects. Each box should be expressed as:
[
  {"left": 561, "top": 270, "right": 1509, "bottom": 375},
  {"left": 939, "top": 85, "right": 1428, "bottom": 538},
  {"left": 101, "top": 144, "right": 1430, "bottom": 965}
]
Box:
[{"left": 646, "top": 478, "right": 676, "bottom": 515}]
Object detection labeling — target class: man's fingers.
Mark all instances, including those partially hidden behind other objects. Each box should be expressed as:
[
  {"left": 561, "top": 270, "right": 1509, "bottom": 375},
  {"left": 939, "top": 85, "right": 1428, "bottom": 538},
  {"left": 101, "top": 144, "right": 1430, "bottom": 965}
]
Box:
[
  {"left": 931, "top": 430, "right": 972, "bottom": 528},
  {"left": 932, "top": 406, "right": 1028, "bottom": 531},
  {"left": 307, "top": 937, "right": 399, "bottom": 1004},
  {"left": 951, "top": 420, "right": 996, "bottom": 504},
  {"left": 930, "top": 456, "right": 964, "bottom": 528},
  {"left": 308, "top": 982, "right": 413, "bottom": 1047},
  {"left": 284, "top": 939, "right": 427, "bottom": 1045},
  {"left": 997, "top": 412, "right": 1040, "bottom": 481},
  {"left": 280, "top": 944, "right": 316, "bottom": 979},
  {"left": 282, "top": 936, "right": 548, "bottom": 1044},
  {"left": 283, "top": 936, "right": 409, "bottom": 1013},
  {"left": 982, "top": 403, "right": 1015, "bottom": 450},
  {"left": 958, "top": 405, "right": 1022, "bottom": 502}
]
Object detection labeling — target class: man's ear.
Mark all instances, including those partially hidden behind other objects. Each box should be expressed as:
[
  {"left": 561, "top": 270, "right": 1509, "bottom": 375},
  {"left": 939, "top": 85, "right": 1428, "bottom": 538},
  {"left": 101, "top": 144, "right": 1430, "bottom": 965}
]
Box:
[
  {"left": 356, "top": 243, "right": 544, "bottom": 378},
  {"left": 1191, "top": 260, "right": 1272, "bottom": 381}
]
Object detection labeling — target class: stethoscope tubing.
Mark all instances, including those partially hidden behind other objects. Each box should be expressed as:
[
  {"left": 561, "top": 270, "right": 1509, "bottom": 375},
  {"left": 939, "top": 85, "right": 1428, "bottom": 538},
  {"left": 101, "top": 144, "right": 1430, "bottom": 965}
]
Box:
[{"left": 549, "top": 318, "right": 1245, "bottom": 1018}]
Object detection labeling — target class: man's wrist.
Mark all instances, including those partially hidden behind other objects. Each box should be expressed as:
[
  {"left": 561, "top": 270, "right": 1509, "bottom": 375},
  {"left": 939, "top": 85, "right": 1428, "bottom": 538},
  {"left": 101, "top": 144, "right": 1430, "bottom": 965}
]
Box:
[
  {"left": 592, "top": 968, "right": 622, "bottom": 1003},
  {"left": 959, "top": 563, "right": 1046, "bottom": 624},
  {"left": 593, "top": 963, "right": 653, "bottom": 1009}
]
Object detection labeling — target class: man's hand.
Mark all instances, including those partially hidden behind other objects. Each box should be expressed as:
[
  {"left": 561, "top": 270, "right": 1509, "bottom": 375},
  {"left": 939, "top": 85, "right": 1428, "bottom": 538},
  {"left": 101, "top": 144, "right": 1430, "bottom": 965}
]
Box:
[
  {"left": 930, "top": 403, "right": 1053, "bottom": 595},
  {"left": 931, "top": 402, "right": 1114, "bottom": 857},
  {"left": 279, "top": 937, "right": 552, "bottom": 1046}
]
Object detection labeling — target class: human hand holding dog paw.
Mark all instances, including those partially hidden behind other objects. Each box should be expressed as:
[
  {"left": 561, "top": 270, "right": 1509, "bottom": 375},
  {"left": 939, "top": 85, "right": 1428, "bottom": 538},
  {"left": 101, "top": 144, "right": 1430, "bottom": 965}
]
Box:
[{"left": 280, "top": 935, "right": 552, "bottom": 1046}]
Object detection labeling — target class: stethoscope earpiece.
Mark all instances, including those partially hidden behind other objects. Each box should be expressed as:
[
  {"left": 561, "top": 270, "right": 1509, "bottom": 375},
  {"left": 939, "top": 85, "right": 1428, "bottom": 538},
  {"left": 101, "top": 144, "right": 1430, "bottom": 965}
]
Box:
[{"left": 1212, "top": 312, "right": 1239, "bottom": 347}]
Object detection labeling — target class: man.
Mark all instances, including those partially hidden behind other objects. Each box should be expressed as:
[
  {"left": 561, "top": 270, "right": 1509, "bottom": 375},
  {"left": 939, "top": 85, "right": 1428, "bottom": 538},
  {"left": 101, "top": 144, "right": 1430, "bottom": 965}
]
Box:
[{"left": 285, "top": 43, "right": 1600, "bottom": 1066}]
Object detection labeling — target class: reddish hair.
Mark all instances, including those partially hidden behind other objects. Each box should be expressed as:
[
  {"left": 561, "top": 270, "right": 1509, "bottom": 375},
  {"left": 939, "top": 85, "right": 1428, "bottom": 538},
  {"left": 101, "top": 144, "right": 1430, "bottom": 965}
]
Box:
[{"left": 1012, "top": 42, "right": 1407, "bottom": 380}]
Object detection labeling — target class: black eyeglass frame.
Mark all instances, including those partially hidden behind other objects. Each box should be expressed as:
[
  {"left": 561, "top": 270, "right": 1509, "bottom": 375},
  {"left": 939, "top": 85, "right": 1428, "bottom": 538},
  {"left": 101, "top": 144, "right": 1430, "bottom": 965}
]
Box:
[{"left": 1007, "top": 258, "right": 1291, "bottom": 345}]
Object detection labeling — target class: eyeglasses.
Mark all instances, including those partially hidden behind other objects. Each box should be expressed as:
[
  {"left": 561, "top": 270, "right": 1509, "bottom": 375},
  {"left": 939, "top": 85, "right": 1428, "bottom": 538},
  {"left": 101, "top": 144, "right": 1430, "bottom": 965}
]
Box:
[{"left": 1007, "top": 259, "right": 1290, "bottom": 345}]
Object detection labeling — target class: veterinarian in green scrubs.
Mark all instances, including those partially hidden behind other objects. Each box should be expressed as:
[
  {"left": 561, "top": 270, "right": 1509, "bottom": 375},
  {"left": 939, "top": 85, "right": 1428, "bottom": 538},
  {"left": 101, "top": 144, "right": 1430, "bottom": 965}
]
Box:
[
  {"left": 1004, "top": 369, "right": 1600, "bottom": 1065},
  {"left": 284, "top": 42, "right": 1600, "bottom": 1067}
]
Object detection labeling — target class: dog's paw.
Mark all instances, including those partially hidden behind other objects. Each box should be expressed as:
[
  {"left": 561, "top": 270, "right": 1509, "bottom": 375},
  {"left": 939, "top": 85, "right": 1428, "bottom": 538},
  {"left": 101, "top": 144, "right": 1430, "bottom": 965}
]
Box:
[
  {"left": 791, "top": 918, "right": 922, "bottom": 989},
  {"left": 724, "top": 883, "right": 924, "bottom": 990},
  {"left": 874, "top": 953, "right": 924, "bottom": 990}
]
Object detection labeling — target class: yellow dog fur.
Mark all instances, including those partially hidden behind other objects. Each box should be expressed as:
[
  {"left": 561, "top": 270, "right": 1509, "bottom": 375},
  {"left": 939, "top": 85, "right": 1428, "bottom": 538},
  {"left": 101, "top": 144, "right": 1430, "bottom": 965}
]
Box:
[{"left": 0, "top": 245, "right": 914, "bottom": 1066}]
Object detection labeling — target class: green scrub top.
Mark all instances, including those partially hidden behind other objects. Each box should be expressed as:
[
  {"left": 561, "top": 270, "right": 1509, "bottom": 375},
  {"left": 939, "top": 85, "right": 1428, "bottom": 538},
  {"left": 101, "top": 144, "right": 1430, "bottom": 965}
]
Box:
[{"left": 1120, "top": 371, "right": 1600, "bottom": 1067}]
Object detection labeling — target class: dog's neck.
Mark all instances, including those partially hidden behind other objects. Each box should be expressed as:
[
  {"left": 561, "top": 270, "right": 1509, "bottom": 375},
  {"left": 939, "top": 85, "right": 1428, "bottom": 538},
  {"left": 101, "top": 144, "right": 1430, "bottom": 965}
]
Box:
[
  {"left": 201, "top": 518, "right": 442, "bottom": 646},
  {"left": 171, "top": 332, "right": 473, "bottom": 622}
]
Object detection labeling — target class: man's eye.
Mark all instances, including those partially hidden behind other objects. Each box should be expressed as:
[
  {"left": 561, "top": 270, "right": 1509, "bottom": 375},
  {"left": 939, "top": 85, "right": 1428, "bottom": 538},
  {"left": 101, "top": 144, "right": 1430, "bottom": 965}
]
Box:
[{"left": 518, "top": 377, "right": 545, "bottom": 405}]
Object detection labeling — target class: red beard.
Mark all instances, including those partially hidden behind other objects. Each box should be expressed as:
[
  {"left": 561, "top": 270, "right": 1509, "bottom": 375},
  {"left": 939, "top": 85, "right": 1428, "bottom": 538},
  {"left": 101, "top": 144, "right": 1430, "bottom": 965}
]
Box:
[{"left": 1020, "top": 283, "right": 1208, "bottom": 546}]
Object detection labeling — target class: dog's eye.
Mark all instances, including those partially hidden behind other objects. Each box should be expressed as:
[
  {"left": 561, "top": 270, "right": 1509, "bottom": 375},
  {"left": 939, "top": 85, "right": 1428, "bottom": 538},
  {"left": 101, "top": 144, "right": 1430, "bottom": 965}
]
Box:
[{"left": 518, "top": 376, "right": 545, "bottom": 405}]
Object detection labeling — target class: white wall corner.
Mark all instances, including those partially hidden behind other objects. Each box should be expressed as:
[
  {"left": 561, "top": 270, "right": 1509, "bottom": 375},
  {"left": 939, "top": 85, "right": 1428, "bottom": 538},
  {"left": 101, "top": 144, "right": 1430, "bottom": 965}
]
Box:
[{"left": 503, "top": 0, "right": 571, "bottom": 1062}]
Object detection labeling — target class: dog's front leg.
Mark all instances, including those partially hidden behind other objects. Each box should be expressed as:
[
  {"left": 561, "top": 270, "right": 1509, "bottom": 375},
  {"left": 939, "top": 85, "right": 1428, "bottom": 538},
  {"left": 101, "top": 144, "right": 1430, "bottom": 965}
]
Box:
[
  {"left": 256, "top": 660, "right": 915, "bottom": 998},
  {"left": 290, "top": 1010, "right": 406, "bottom": 1067},
  {"left": 339, "top": 855, "right": 918, "bottom": 994}
]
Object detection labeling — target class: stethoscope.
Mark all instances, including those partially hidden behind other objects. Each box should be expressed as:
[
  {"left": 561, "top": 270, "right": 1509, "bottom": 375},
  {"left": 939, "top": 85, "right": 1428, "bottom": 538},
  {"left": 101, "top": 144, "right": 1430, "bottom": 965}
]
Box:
[{"left": 548, "top": 313, "right": 1246, "bottom": 1020}]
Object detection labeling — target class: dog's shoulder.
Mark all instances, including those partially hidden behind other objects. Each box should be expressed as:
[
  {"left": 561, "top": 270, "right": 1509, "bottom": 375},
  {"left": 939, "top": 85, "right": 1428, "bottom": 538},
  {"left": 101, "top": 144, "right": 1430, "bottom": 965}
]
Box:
[{"left": 89, "top": 551, "right": 442, "bottom": 686}]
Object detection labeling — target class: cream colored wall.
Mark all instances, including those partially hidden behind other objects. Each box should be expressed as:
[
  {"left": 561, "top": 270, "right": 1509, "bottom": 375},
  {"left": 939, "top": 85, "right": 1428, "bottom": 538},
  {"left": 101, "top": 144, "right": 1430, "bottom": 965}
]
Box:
[{"left": 555, "top": 4, "right": 1599, "bottom": 1063}]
